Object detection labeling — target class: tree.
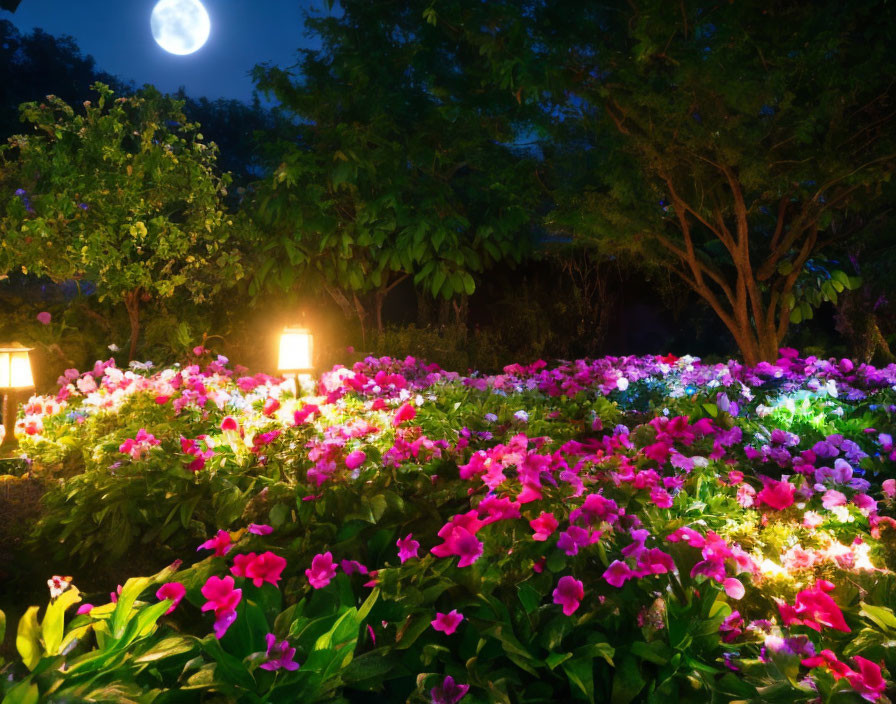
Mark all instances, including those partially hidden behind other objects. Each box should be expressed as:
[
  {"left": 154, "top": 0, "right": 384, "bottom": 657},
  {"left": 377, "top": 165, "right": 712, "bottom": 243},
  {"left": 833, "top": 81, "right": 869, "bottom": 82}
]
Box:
[
  {"left": 0, "top": 83, "right": 244, "bottom": 359},
  {"left": 249, "top": 0, "right": 539, "bottom": 341},
  {"left": 0, "top": 20, "right": 129, "bottom": 139},
  {"left": 437, "top": 0, "right": 896, "bottom": 364}
]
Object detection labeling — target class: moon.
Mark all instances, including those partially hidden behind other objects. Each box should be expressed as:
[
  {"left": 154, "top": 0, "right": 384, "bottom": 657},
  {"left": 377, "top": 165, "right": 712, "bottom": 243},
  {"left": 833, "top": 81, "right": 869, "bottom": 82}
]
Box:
[{"left": 150, "top": 0, "right": 211, "bottom": 55}]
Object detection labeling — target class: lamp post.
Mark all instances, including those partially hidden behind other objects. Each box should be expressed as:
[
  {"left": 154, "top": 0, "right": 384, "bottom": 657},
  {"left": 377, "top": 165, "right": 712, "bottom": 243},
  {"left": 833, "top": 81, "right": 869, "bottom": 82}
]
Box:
[
  {"left": 0, "top": 342, "right": 35, "bottom": 456},
  {"left": 277, "top": 327, "right": 314, "bottom": 396}
]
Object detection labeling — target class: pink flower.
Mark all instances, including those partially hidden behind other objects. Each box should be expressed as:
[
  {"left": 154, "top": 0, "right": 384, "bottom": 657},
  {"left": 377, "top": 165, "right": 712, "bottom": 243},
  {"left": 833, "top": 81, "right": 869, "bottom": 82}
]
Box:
[
  {"left": 36, "top": 311, "right": 51, "bottom": 325},
  {"left": 847, "top": 656, "right": 887, "bottom": 701},
  {"left": 340, "top": 559, "right": 369, "bottom": 575},
  {"left": 756, "top": 479, "right": 795, "bottom": 510},
  {"left": 200, "top": 575, "right": 242, "bottom": 639},
  {"left": 305, "top": 552, "right": 338, "bottom": 589},
  {"left": 431, "top": 524, "right": 484, "bottom": 568},
  {"left": 883, "top": 479, "right": 896, "bottom": 499},
  {"left": 156, "top": 582, "right": 186, "bottom": 614},
  {"left": 603, "top": 560, "right": 633, "bottom": 588},
  {"left": 723, "top": 578, "right": 745, "bottom": 600},
  {"left": 397, "top": 533, "right": 420, "bottom": 563},
  {"left": 248, "top": 523, "right": 273, "bottom": 535},
  {"left": 778, "top": 580, "right": 850, "bottom": 633},
  {"left": 727, "top": 470, "right": 744, "bottom": 485},
  {"left": 650, "top": 487, "right": 674, "bottom": 508},
  {"left": 220, "top": 416, "right": 239, "bottom": 432},
  {"left": 76, "top": 603, "right": 94, "bottom": 615},
  {"left": 260, "top": 633, "right": 300, "bottom": 671},
  {"left": 431, "top": 609, "right": 464, "bottom": 635},
  {"left": 345, "top": 450, "right": 366, "bottom": 470},
  {"left": 198, "top": 530, "right": 232, "bottom": 557},
  {"left": 822, "top": 489, "right": 847, "bottom": 510},
  {"left": 393, "top": 402, "right": 416, "bottom": 426},
  {"left": 193, "top": 346, "right": 206, "bottom": 356},
  {"left": 552, "top": 575, "right": 584, "bottom": 616},
  {"left": 529, "top": 512, "right": 559, "bottom": 541},
  {"left": 231, "top": 551, "right": 287, "bottom": 587}
]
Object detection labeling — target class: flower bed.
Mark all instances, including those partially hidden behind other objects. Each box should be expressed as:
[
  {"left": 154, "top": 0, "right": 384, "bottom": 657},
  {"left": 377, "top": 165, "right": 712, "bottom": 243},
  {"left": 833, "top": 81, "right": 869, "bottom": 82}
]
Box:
[{"left": 2, "top": 349, "right": 896, "bottom": 702}]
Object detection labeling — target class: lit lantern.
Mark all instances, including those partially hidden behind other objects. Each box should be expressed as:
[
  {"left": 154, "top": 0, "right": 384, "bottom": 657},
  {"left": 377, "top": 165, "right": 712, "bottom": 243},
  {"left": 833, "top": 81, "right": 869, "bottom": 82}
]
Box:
[
  {"left": 0, "top": 342, "right": 35, "bottom": 455},
  {"left": 277, "top": 327, "right": 314, "bottom": 396}
]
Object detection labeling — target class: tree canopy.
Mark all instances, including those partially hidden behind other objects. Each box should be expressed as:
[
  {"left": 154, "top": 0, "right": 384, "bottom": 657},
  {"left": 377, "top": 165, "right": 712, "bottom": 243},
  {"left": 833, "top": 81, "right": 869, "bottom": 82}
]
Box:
[
  {"left": 249, "top": 0, "right": 541, "bottom": 338},
  {"left": 0, "top": 83, "right": 244, "bottom": 358},
  {"left": 425, "top": 0, "right": 896, "bottom": 363}
]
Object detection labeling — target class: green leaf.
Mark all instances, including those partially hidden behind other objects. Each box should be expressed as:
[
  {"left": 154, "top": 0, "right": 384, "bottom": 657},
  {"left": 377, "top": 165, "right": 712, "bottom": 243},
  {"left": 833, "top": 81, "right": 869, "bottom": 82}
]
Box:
[
  {"left": 1, "top": 682, "right": 40, "bottom": 704},
  {"left": 562, "top": 657, "right": 594, "bottom": 703},
  {"left": 517, "top": 583, "right": 541, "bottom": 614},
  {"left": 611, "top": 655, "right": 646, "bottom": 704}
]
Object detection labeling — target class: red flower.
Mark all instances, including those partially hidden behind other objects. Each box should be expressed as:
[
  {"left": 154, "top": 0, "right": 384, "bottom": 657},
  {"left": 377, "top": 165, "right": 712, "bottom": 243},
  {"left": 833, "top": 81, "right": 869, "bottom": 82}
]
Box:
[{"left": 393, "top": 402, "right": 416, "bottom": 426}]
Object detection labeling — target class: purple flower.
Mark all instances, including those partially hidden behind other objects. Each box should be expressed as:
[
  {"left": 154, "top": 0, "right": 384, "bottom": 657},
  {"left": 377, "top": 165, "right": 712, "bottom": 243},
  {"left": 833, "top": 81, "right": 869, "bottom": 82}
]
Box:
[
  {"left": 431, "top": 675, "right": 470, "bottom": 704},
  {"left": 259, "top": 633, "right": 300, "bottom": 671}
]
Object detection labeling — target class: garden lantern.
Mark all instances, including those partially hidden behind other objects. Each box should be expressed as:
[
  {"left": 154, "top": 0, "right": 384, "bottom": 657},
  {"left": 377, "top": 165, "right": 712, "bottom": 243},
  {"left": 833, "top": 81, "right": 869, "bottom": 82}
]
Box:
[
  {"left": 277, "top": 327, "right": 314, "bottom": 395},
  {"left": 0, "top": 342, "right": 35, "bottom": 455}
]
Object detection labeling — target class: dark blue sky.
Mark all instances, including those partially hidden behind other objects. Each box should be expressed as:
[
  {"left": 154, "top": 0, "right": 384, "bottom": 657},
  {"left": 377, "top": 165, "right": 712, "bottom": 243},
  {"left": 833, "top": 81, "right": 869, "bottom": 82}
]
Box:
[{"left": 2, "top": 0, "right": 333, "bottom": 102}]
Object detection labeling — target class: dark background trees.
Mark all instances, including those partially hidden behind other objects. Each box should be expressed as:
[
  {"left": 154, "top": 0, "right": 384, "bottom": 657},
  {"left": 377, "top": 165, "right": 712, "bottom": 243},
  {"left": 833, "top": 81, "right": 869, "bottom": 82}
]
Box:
[{"left": 2, "top": 1, "right": 895, "bottom": 376}]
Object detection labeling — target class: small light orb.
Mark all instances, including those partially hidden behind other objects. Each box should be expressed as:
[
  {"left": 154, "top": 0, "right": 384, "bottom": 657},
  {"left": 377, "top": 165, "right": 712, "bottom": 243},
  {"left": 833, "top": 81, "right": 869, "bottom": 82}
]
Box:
[{"left": 150, "top": 0, "right": 211, "bottom": 55}]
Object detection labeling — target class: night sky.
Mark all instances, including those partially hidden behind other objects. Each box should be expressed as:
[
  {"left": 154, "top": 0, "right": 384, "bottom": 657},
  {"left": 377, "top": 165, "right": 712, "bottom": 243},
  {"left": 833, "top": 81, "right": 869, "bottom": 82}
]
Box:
[{"left": 2, "top": 0, "right": 333, "bottom": 102}]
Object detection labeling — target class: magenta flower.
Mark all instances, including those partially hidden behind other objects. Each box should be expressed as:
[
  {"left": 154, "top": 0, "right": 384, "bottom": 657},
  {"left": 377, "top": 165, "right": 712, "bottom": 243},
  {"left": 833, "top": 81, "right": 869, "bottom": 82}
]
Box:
[
  {"left": 231, "top": 551, "right": 287, "bottom": 587},
  {"left": 345, "top": 450, "right": 366, "bottom": 470},
  {"left": 200, "top": 575, "right": 242, "bottom": 639},
  {"left": 259, "top": 633, "right": 300, "bottom": 671},
  {"left": 306, "top": 552, "right": 338, "bottom": 589},
  {"left": 552, "top": 575, "right": 584, "bottom": 616},
  {"left": 393, "top": 402, "right": 417, "bottom": 426},
  {"left": 431, "top": 609, "right": 464, "bottom": 635},
  {"left": 397, "top": 533, "right": 420, "bottom": 563},
  {"left": 156, "top": 582, "right": 186, "bottom": 614},
  {"left": 650, "top": 487, "right": 674, "bottom": 508},
  {"left": 529, "top": 512, "right": 559, "bottom": 541},
  {"left": 340, "top": 559, "right": 369, "bottom": 575},
  {"left": 756, "top": 479, "right": 795, "bottom": 511},
  {"left": 36, "top": 311, "right": 52, "bottom": 325},
  {"left": 431, "top": 675, "right": 470, "bottom": 704},
  {"left": 248, "top": 523, "right": 273, "bottom": 535},
  {"left": 76, "top": 603, "right": 94, "bottom": 615},
  {"left": 198, "top": 530, "right": 232, "bottom": 557},
  {"left": 431, "top": 525, "right": 484, "bottom": 568},
  {"left": 603, "top": 560, "right": 633, "bottom": 588}
]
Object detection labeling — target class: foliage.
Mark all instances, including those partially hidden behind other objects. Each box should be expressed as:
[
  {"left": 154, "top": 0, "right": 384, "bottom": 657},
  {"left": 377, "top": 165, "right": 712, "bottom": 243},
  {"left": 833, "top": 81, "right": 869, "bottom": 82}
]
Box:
[
  {"left": 0, "top": 83, "right": 245, "bottom": 359},
  {"left": 426, "top": 0, "right": 896, "bottom": 364},
  {"left": 248, "top": 0, "right": 539, "bottom": 337},
  {"left": 4, "top": 348, "right": 896, "bottom": 701}
]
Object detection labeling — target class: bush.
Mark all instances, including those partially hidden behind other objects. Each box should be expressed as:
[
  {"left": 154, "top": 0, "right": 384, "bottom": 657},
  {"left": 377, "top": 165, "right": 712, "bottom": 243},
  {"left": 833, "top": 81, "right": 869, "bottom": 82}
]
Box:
[{"left": 3, "top": 350, "right": 896, "bottom": 702}]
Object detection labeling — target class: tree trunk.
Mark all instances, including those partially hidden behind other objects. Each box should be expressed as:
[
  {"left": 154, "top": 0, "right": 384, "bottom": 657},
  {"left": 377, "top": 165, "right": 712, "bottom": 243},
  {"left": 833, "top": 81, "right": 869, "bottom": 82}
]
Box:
[
  {"left": 352, "top": 292, "right": 368, "bottom": 348},
  {"left": 124, "top": 289, "right": 141, "bottom": 361}
]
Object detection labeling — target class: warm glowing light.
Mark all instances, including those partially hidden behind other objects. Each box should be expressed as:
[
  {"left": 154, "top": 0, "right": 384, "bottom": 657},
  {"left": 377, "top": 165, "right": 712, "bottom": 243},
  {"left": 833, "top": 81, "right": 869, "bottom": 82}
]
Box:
[
  {"left": 151, "top": 0, "right": 211, "bottom": 55},
  {"left": 0, "top": 344, "right": 34, "bottom": 389},
  {"left": 278, "top": 328, "right": 313, "bottom": 373}
]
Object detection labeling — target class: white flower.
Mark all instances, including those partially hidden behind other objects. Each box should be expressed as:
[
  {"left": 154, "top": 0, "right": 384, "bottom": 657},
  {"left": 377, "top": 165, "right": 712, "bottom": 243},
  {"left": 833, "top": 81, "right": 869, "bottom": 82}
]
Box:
[
  {"left": 513, "top": 410, "right": 529, "bottom": 423},
  {"left": 616, "top": 377, "right": 629, "bottom": 391},
  {"left": 108, "top": 343, "right": 120, "bottom": 352}
]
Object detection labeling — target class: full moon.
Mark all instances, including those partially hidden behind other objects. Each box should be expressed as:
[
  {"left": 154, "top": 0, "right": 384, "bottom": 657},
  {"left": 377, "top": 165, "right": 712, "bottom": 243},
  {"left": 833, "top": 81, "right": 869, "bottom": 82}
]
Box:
[{"left": 150, "top": 0, "right": 211, "bottom": 55}]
